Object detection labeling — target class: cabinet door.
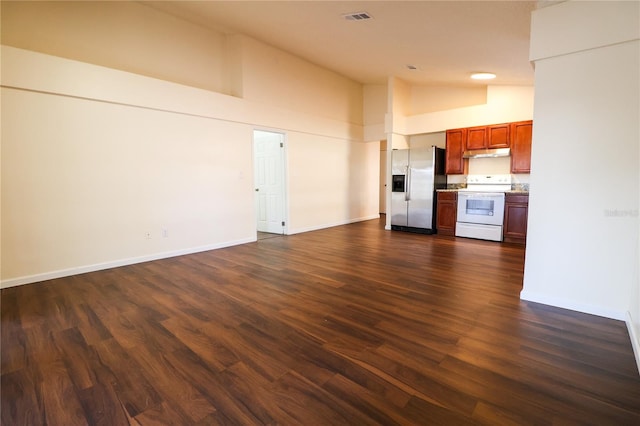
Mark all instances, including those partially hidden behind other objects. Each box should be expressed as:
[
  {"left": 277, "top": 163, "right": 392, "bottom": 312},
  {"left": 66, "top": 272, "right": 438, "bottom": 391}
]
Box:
[
  {"left": 445, "top": 129, "right": 466, "bottom": 174},
  {"left": 487, "top": 124, "right": 510, "bottom": 148},
  {"left": 466, "top": 126, "right": 487, "bottom": 150},
  {"left": 510, "top": 121, "right": 533, "bottom": 173},
  {"left": 436, "top": 193, "right": 457, "bottom": 236},
  {"left": 503, "top": 195, "right": 529, "bottom": 244}
]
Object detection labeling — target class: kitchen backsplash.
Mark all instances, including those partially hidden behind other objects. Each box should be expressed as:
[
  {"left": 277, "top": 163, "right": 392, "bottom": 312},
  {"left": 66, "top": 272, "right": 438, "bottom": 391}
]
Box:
[
  {"left": 511, "top": 174, "right": 530, "bottom": 191},
  {"left": 468, "top": 156, "right": 510, "bottom": 175},
  {"left": 511, "top": 181, "right": 530, "bottom": 191},
  {"left": 445, "top": 178, "right": 530, "bottom": 191},
  {"left": 445, "top": 156, "right": 530, "bottom": 191},
  {"left": 446, "top": 182, "right": 467, "bottom": 189}
]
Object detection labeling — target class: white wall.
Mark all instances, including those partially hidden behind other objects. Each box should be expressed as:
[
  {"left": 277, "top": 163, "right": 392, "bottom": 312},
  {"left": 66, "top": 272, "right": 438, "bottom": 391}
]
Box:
[
  {"left": 0, "top": 1, "right": 228, "bottom": 93},
  {"left": 401, "top": 85, "right": 535, "bottom": 135},
  {"left": 0, "top": 46, "right": 379, "bottom": 286},
  {"left": 2, "top": 85, "right": 254, "bottom": 281},
  {"left": 288, "top": 133, "right": 379, "bottom": 233},
  {"left": 409, "top": 132, "right": 446, "bottom": 150},
  {"left": 389, "top": 77, "right": 412, "bottom": 118},
  {"left": 239, "top": 36, "right": 364, "bottom": 125},
  {"left": 363, "top": 84, "right": 388, "bottom": 142},
  {"left": 1, "top": 1, "right": 365, "bottom": 128},
  {"left": 522, "top": 1, "right": 639, "bottom": 366},
  {"left": 410, "top": 85, "right": 487, "bottom": 115}
]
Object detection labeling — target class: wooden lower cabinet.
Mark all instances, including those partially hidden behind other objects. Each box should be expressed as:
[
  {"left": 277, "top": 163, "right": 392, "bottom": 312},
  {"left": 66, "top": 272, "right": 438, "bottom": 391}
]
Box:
[
  {"left": 436, "top": 191, "right": 457, "bottom": 236},
  {"left": 503, "top": 193, "right": 529, "bottom": 244}
]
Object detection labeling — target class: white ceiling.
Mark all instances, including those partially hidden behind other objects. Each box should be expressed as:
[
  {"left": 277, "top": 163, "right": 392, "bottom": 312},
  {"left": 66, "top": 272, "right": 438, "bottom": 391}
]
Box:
[{"left": 144, "top": 1, "right": 536, "bottom": 87}]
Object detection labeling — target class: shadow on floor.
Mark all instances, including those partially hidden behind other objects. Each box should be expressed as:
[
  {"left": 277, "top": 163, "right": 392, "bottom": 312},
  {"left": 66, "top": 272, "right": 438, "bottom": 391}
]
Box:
[{"left": 257, "top": 232, "right": 283, "bottom": 241}]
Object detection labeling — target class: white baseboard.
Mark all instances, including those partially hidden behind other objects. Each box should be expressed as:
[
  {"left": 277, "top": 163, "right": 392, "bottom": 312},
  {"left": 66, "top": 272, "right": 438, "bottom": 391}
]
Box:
[
  {"left": 519, "top": 290, "right": 626, "bottom": 321},
  {"left": 626, "top": 311, "right": 640, "bottom": 376},
  {"left": 287, "top": 214, "right": 380, "bottom": 235},
  {"left": 0, "top": 237, "right": 255, "bottom": 289},
  {"left": 1, "top": 215, "right": 381, "bottom": 288}
]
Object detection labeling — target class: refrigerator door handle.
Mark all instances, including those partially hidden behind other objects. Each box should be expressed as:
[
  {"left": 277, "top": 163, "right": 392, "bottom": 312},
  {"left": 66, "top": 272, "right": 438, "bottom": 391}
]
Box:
[{"left": 405, "top": 166, "right": 411, "bottom": 201}]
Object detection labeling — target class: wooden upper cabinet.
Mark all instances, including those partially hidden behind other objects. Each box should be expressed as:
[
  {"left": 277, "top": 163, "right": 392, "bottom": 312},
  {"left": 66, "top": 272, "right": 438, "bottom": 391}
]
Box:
[
  {"left": 487, "top": 124, "right": 510, "bottom": 148},
  {"left": 465, "top": 126, "right": 487, "bottom": 150},
  {"left": 445, "top": 128, "right": 467, "bottom": 175},
  {"left": 467, "top": 123, "right": 510, "bottom": 150},
  {"left": 445, "top": 120, "right": 531, "bottom": 174},
  {"left": 510, "top": 120, "right": 533, "bottom": 174}
]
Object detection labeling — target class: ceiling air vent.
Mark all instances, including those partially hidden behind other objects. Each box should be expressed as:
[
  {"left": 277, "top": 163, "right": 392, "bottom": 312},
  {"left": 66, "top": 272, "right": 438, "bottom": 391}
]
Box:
[{"left": 343, "top": 12, "right": 372, "bottom": 21}]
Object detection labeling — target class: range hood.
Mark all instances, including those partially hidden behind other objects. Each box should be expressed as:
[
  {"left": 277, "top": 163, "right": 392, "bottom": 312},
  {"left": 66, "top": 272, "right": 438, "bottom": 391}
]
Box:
[{"left": 463, "top": 148, "right": 510, "bottom": 158}]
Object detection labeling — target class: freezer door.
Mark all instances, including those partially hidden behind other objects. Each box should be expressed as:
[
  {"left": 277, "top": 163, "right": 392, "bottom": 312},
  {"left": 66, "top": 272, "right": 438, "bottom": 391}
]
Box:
[
  {"left": 390, "top": 150, "right": 409, "bottom": 226},
  {"left": 407, "top": 148, "right": 435, "bottom": 229}
]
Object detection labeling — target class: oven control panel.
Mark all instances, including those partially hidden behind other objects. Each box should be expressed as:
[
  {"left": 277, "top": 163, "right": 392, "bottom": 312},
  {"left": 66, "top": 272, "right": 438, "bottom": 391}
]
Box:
[{"left": 466, "top": 174, "right": 512, "bottom": 185}]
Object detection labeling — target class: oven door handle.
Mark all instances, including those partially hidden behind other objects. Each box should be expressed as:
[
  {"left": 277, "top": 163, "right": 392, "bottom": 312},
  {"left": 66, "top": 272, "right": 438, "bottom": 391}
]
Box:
[{"left": 405, "top": 166, "right": 411, "bottom": 201}]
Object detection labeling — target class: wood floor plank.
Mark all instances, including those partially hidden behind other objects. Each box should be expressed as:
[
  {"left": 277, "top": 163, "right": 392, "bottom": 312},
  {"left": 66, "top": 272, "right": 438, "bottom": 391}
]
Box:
[
  {"left": 0, "top": 290, "right": 27, "bottom": 375},
  {"left": 160, "top": 316, "right": 239, "bottom": 373},
  {"left": 402, "top": 395, "right": 479, "bottom": 426},
  {"left": 161, "top": 348, "right": 268, "bottom": 424},
  {"left": 436, "top": 353, "right": 592, "bottom": 424},
  {"left": 441, "top": 349, "right": 639, "bottom": 424},
  {"left": 133, "top": 401, "right": 203, "bottom": 426},
  {"left": 40, "top": 359, "right": 88, "bottom": 426},
  {"left": 215, "top": 361, "right": 298, "bottom": 424},
  {"left": 69, "top": 303, "right": 113, "bottom": 346},
  {"left": 76, "top": 383, "right": 134, "bottom": 426},
  {"left": 92, "top": 338, "right": 162, "bottom": 418},
  {"left": 1, "top": 368, "right": 42, "bottom": 425},
  {"left": 53, "top": 327, "right": 98, "bottom": 391},
  {"left": 321, "top": 373, "right": 414, "bottom": 425},
  {"left": 127, "top": 345, "right": 216, "bottom": 423},
  {"left": 471, "top": 400, "right": 533, "bottom": 426},
  {"left": 190, "top": 318, "right": 291, "bottom": 383},
  {"left": 268, "top": 370, "right": 379, "bottom": 425},
  {"left": 326, "top": 342, "right": 480, "bottom": 417},
  {"left": 2, "top": 217, "right": 640, "bottom": 425}
]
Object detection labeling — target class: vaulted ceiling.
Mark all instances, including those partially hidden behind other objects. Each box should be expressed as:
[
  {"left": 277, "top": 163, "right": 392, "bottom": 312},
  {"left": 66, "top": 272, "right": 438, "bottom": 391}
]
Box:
[{"left": 144, "top": 1, "right": 537, "bottom": 87}]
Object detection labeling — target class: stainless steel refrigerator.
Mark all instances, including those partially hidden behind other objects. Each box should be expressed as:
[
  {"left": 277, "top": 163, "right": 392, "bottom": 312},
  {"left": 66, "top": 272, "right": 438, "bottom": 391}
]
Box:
[{"left": 391, "top": 146, "right": 446, "bottom": 233}]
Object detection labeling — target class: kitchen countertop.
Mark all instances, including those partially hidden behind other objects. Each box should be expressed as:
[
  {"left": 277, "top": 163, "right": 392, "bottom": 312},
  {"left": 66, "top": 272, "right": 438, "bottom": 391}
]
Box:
[{"left": 436, "top": 188, "right": 529, "bottom": 194}]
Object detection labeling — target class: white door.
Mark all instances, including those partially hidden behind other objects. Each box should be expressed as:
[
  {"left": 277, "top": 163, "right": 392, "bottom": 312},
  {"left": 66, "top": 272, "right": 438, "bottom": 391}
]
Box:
[{"left": 254, "top": 130, "right": 286, "bottom": 234}]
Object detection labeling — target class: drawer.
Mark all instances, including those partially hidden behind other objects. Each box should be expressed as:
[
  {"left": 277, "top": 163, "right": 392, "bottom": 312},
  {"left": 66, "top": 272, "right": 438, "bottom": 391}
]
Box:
[
  {"left": 505, "top": 194, "right": 529, "bottom": 204},
  {"left": 437, "top": 191, "right": 457, "bottom": 201}
]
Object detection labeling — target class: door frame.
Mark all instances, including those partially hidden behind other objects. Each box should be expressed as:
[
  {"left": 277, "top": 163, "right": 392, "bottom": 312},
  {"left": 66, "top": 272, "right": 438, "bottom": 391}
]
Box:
[{"left": 252, "top": 128, "right": 289, "bottom": 235}]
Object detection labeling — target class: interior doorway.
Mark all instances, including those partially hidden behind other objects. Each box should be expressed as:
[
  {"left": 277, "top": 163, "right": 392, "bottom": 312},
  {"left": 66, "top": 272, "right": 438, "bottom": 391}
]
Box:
[
  {"left": 379, "top": 139, "right": 387, "bottom": 214},
  {"left": 253, "top": 130, "right": 287, "bottom": 235}
]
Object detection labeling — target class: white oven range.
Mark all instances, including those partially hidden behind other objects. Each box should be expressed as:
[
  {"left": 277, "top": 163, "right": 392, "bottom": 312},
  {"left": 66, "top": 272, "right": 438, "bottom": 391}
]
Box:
[{"left": 455, "top": 175, "right": 511, "bottom": 242}]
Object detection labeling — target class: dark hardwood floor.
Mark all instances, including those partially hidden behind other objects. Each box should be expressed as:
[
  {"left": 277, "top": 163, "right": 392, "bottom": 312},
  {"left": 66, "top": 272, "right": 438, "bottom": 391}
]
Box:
[{"left": 2, "top": 217, "right": 640, "bottom": 425}]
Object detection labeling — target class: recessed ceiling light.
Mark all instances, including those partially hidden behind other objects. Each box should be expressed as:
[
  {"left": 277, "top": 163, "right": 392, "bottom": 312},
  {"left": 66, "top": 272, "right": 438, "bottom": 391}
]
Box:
[{"left": 471, "top": 72, "right": 496, "bottom": 80}]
